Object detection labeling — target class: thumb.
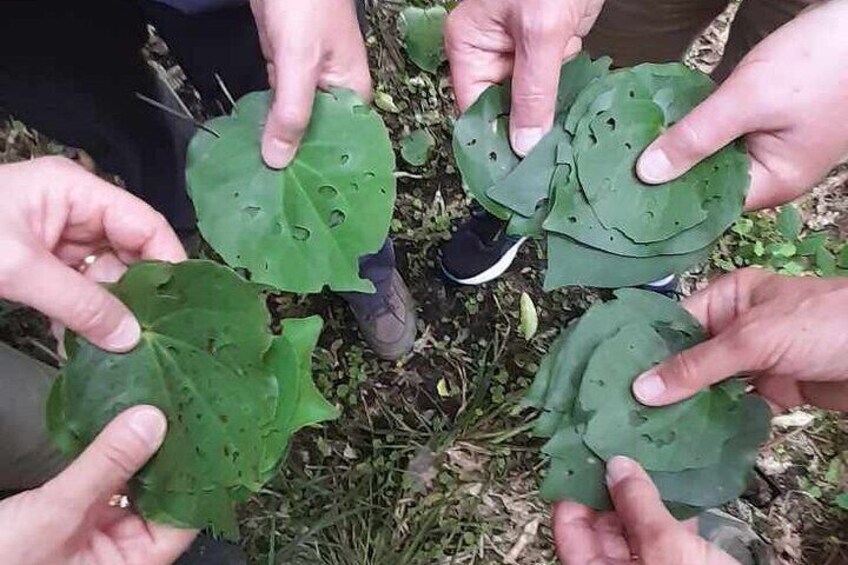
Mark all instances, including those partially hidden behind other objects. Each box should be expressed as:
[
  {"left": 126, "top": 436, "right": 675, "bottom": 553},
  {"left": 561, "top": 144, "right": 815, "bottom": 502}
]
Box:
[
  {"left": 631, "top": 330, "right": 749, "bottom": 406},
  {"left": 42, "top": 406, "right": 167, "bottom": 509},
  {"left": 606, "top": 456, "right": 678, "bottom": 549},
  {"left": 3, "top": 250, "right": 140, "bottom": 352},
  {"left": 261, "top": 47, "right": 319, "bottom": 169},
  {"left": 636, "top": 75, "right": 755, "bottom": 184},
  {"left": 509, "top": 26, "right": 575, "bottom": 156}
]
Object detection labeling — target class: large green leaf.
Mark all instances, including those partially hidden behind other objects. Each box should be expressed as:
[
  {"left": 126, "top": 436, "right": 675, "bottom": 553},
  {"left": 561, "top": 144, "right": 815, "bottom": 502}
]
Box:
[
  {"left": 578, "top": 324, "right": 741, "bottom": 472},
  {"left": 399, "top": 6, "right": 447, "bottom": 73},
  {"left": 525, "top": 290, "right": 771, "bottom": 516},
  {"left": 544, "top": 233, "right": 711, "bottom": 290},
  {"left": 187, "top": 89, "right": 396, "bottom": 294},
  {"left": 47, "top": 260, "right": 336, "bottom": 537}
]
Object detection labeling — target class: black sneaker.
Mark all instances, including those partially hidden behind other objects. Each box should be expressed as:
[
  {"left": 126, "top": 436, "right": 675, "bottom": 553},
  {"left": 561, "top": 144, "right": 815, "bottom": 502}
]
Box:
[{"left": 440, "top": 205, "right": 527, "bottom": 285}]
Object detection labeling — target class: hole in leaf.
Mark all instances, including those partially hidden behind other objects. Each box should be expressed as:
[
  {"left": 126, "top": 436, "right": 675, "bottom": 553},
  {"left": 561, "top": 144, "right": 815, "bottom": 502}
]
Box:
[
  {"left": 644, "top": 210, "right": 655, "bottom": 220},
  {"left": 568, "top": 216, "right": 577, "bottom": 224},
  {"left": 352, "top": 105, "right": 370, "bottom": 115},
  {"left": 292, "top": 226, "right": 311, "bottom": 241},
  {"left": 319, "top": 185, "right": 338, "bottom": 198},
  {"left": 329, "top": 209, "right": 346, "bottom": 228},
  {"left": 466, "top": 138, "right": 477, "bottom": 147},
  {"left": 364, "top": 172, "right": 376, "bottom": 180},
  {"left": 624, "top": 142, "right": 632, "bottom": 150},
  {"left": 605, "top": 117, "right": 616, "bottom": 130},
  {"left": 628, "top": 90, "right": 636, "bottom": 98},
  {"left": 233, "top": 192, "right": 240, "bottom": 198},
  {"left": 243, "top": 206, "right": 261, "bottom": 218},
  {"left": 629, "top": 410, "right": 649, "bottom": 426},
  {"left": 272, "top": 221, "right": 284, "bottom": 235},
  {"left": 488, "top": 151, "right": 498, "bottom": 162},
  {"left": 341, "top": 154, "right": 351, "bottom": 165},
  {"left": 351, "top": 181, "right": 360, "bottom": 191}
]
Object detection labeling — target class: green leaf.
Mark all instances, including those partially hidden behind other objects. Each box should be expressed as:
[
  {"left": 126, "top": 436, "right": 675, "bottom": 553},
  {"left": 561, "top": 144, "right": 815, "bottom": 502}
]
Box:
[
  {"left": 816, "top": 246, "right": 837, "bottom": 276},
  {"left": 776, "top": 205, "right": 803, "bottom": 240},
  {"left": 768, "top": 242, "right": 797, "bottom": 258},
  {"left": 399, "top": 6, "right": 447, "bottom": 73},
  {"left": 540, "top": 425, "right": 609, "bottom": 508},
  {"left": 48, "top": 261, "right": 336, "bottom": 537},
  {"left": 544, "top": 233, "right": 711, "bottom": 290},
  {"left": 187, "top": 89, "right": 396, "bottom": 294},
  {"left": 400, "top": 129, "right": 436, "bottom": 167},
  {"left": 732, "top": 218, "right": 753, "bottom": 236},
  {"left": 519, "top": 292, "right": 539, "bottom": 340},
  {"left": 838, "top": 244, "right": 848, "bottom": 269},
  {"left": 796, "top": 232, "right": 828, "bottom": 257},
  {"left": 835, "top": 492, "right": 848, "bottom": 510},
  {"left": 452, "top": 84, "right": 518, "bottom": 219}
]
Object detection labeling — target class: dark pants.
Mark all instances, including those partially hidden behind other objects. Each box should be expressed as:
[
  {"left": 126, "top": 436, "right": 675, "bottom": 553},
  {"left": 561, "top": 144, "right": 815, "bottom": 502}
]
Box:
[{"left": 0, "top": 0, "right": 395, "bottom": 298}]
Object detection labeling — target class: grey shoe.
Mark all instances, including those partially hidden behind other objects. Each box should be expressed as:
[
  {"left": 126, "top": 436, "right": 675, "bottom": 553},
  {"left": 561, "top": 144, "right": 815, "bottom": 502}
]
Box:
[
  {"left": 699, "top": 509, "right": 773, "bottom": 565},
  {"left": 349, "top": 270, "right": 417, "bottom": 361}
]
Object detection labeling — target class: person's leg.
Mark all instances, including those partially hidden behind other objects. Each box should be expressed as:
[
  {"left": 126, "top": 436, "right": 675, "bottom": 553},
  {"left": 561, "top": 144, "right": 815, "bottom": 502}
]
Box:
[
  {"left": 583, "top": 0, "right": 728, "bottom": 67},
  {"left": 713, "top": 0, "right": 808, "bottom": 81},
  {"left": 0, "top": 1, "right": 195, "bottom": 232},
  {"left": 0, "top": 344, "right": 64, "bottom": 492}
]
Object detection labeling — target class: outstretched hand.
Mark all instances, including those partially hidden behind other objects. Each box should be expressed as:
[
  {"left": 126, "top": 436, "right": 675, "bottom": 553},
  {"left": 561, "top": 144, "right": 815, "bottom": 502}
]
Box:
[
  {"left": 632, "top": 268, "right": 848, "bottom": 412},
  {"left": 0, "top": 406, "right": 197, "bottom": 564},
  {"left": 445, "top": 0, "right": 604, "bottom": 156},
  {"left": 250, "top": 0, "right": 372, "bottom": 169},
  {"left": 637, "top": 0, "right": 848, "bottom": 210},
  {"left": 0, "top": 158, "right": 186, "bottom": 352},
  {"left": 553, "top": 456, "right": 738, "bottom": 565}
]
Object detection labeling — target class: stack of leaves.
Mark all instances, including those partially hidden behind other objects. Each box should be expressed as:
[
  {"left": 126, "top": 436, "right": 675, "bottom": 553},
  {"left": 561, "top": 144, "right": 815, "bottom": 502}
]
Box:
[
  {"left": 47, "top": 260, "right": 339, "bottom": 538},
  {"left": 187, "top": 89, "right": 396, "bottom": 294},
  {"left": 453, "top": 53, "right": 751, "bottom": 289},
  {"left": 522, "top": 289, "right": 771, "bottom": 519}
]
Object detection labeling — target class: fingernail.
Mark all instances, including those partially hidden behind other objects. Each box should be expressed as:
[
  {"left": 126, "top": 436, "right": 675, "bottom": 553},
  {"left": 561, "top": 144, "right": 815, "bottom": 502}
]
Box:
[
  {"left": 264, "top": 138, "right": 296, "bottom": 169},
  {"left": 606, "top": 456, "right": 635, "bottom": 487},
  {"left": 637, "top": 148, "right": 674, "bottom": 184},
  {"left": 633, "top": 370, "right": 666, "bottom": 403},
  {"left": 512, "top": 127, "right": 544, "bottom": 157},
  {"left": 128, "top": 407, "right": 167, "bottom": 448},
  {"left": 104, "top": 317, "right": 141, "bottom": 352}
]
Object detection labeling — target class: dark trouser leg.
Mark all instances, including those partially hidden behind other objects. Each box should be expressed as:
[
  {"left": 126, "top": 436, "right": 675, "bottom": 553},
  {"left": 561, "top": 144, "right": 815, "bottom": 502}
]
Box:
[
  {"left": 0, "top": 344, "right": 64, "bottom": 491},
  {"left": 0, "top": 1, "right": 195, "bottom": 232}
]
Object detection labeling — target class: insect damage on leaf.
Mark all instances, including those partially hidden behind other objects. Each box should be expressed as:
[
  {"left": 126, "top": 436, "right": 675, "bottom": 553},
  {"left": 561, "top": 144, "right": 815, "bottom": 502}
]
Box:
[
  {"left": 46, "top": 260, "right": 338, "bottom": 538},
  {"left": 522, "top": 289, "right": 771, "bottom": 519},
  {"left": 186, "top": 89, "right": 396, "bottom": 294},
  {"left": 452, "top": 53, "right": 750, "bottom": 288}
]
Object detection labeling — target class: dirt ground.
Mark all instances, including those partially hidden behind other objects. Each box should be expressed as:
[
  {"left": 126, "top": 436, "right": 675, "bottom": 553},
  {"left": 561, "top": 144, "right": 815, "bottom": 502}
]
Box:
[{"left": 1, "top": 1, "right": 846, "bottom": 564}]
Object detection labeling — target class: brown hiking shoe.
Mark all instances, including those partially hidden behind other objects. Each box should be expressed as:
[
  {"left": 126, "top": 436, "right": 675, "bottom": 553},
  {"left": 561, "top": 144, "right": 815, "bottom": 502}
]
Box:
[{"left": 349, "top": 270, "right": 417, "bottom": 361}]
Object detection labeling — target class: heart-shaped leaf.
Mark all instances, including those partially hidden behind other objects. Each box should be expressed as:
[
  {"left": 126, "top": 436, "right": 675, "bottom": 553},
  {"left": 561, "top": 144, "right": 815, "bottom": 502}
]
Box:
[
  {"left": 187, "top": 89, "right": 396, "bottom": 294},
  {"left": 47, "top": 260, "right": 337, "bottom": 537},
  {"left": 399, "top": 6, "right": 447, "bottom": 73},
  {"left": 400, "top": 128, "right": 436, "bottom": 167}
]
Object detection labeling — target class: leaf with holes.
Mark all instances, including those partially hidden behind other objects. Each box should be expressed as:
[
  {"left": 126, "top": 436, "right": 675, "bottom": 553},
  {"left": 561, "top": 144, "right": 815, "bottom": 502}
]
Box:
[
  {"left": 525, "top": 290, "right": 771, "bottom": 517},
  {"left": 46, "top": 260, "right": 336, "bottom": 537},
  {"left": 400, "top": 128, "right": 436, "bottom": 167},
  {"left": 399, "top": 6, "right": 447, "bottom": 73},
  {"left": 187, "top": 89, "right": 396, "bottom": 294}
]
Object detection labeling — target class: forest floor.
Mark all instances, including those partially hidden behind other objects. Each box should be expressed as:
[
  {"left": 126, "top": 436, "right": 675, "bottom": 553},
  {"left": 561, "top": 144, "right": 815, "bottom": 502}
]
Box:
[{"left": 0, "top": 1, "right": 846, "bottom": 564}]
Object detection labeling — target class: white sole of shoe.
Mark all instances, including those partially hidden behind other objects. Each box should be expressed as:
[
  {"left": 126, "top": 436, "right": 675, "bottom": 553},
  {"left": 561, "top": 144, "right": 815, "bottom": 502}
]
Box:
[{"left": 442, "top": 237, "right": 528, "bottom": 286}]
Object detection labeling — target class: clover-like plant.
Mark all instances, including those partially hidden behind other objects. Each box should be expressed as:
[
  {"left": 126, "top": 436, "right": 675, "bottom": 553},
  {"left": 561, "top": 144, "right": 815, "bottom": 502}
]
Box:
[
  {"left": 47, "top": 260, "right": 338, "bottom": 537},
  {"left": 453, "top": 53, "right": 751, "bottom": 288},
  {"left": 523, "top": 289, "right": 771, "bottom": 518},
  {"left": 187, "top": 89, "right": 396, "bottom": 294}
]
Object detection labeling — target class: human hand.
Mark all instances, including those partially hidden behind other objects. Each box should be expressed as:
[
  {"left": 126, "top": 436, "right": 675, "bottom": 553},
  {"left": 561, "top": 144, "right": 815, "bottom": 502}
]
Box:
[
  {"left": 553, "top": 456, "right": 738, "bottom": 565},
  {"left": 0, "top": 405, "right": 197, "bottom": 564},
  {"left": 445, "top": 0, "right": 604, "bottom": 156},
  {"left": 249, "top": 0, "right": 372, "bottom": 168},
  {"left": 637, "top": 0, "right": 848, "bottom": 210},
  {"left": 0, "top": 157, "right": 186, "bottom": 352},
  {"left": 632, "top": 268, "right": 848, "bottom": 412}
]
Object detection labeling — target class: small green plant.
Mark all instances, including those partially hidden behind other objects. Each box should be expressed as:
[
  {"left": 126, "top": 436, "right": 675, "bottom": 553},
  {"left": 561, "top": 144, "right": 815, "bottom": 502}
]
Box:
[
  {"left": 453, "top": 54, "right": 751, "bottom": 288},
  {"left": 48, "top": 261, "right": 338, "bottom": 537},
  {"left": 399, "top": 6, "right": 447, "bottom": 74},
  {"left": 523, "top": 289, "right": 770, "bottom": 518},
  {"left": 400, "top": 128, "right": 435, "bottom": 167},
  {"left": 719, "top": 204, "right": 848, "bottom": 277}
]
